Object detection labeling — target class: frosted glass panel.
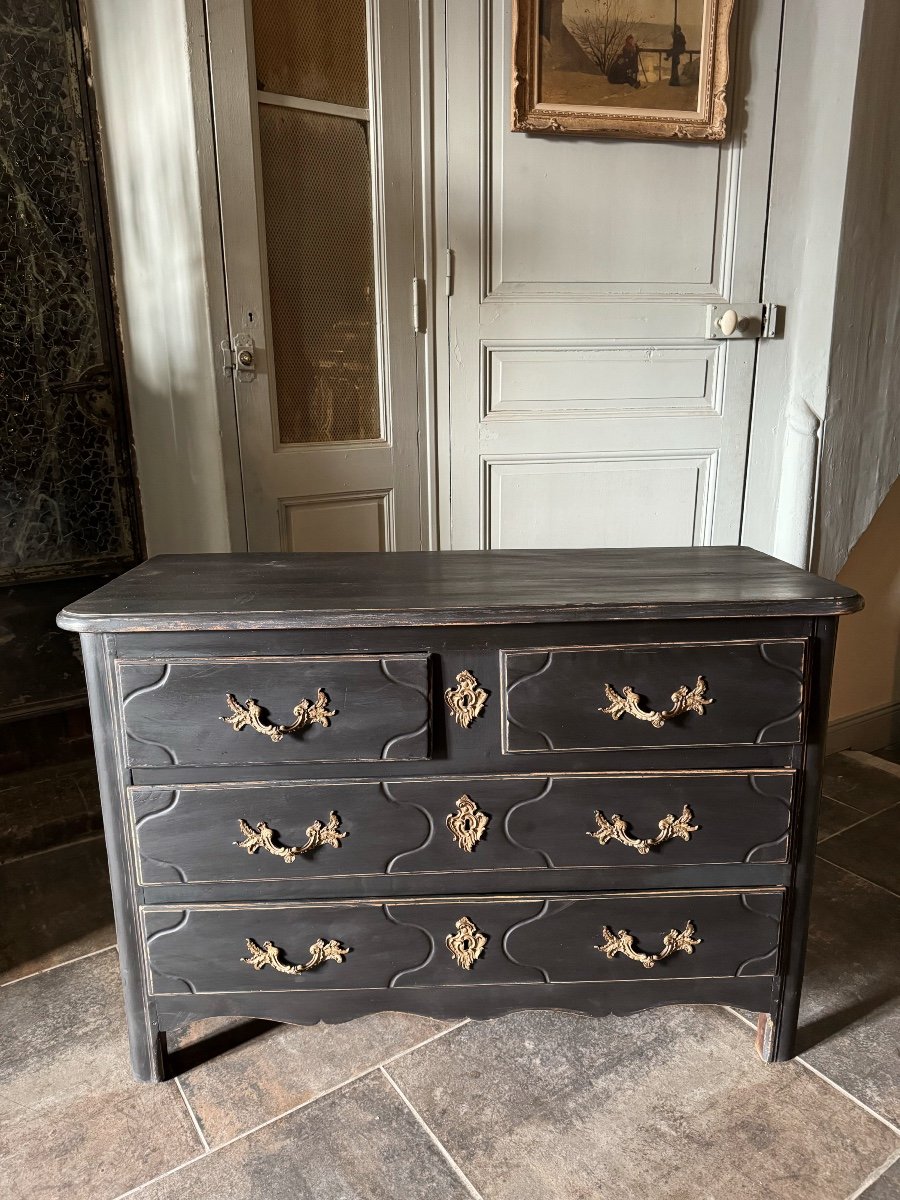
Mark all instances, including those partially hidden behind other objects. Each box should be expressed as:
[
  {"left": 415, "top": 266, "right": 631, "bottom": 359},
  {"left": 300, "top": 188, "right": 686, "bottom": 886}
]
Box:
[{"left": 258, "top": 104, "right": 379, "bottom": 445}]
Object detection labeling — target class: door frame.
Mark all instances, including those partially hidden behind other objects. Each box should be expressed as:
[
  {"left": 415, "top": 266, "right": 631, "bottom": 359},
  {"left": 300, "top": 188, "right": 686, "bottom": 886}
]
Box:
[
  {"left": 206, "top": 0, "right": 435, "bottom": 551},
  {"left": 90, "top": 0, "right": 865, "bottom": 562},
  {"left": 425, "top": 0, "right": 867, "bottom": 565}
]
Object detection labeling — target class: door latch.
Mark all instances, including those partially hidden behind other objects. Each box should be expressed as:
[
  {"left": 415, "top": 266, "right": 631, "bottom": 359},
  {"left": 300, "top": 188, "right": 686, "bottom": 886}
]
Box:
[
  {"left": 221, "top": 332, "right": 256, "bottom": 377},
  {"left": 705, "top": 303, "right": 780, "bottom": 340}
]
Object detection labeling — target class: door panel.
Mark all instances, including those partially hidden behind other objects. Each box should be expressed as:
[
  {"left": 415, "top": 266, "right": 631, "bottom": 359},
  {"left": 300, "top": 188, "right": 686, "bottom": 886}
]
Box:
[
  {"left": 208, "top": 0, "right": 424, "bottom": 551},
  {"left": 491, "top": 136, "right": 721, "bottom": 292},
  {"left": 487, "top": 453, "right": 714, "bottom": 549},
  {"left": 486, "top": 346, "right": 719, "bottom": 415},
  {"left": 279, "top": 491, "right": 392, "bottom": 553},
  {"left": 443, "top": 0, "right": 783, "bottom": 549}
]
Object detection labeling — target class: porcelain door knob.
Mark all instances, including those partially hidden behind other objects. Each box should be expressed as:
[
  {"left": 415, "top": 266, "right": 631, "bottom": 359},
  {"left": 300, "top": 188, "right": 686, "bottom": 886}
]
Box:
[{"left": 716, "top": 309, "right": 740, "bottom": 337}]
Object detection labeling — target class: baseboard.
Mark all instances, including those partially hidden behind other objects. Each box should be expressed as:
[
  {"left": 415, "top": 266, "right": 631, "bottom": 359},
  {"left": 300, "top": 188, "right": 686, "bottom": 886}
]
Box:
[{"left": 826, "top": 700, "right": 900, "bottom": 756}]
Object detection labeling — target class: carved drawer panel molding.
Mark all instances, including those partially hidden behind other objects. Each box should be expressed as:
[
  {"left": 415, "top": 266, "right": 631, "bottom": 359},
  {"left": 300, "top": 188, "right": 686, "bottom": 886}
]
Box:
[
  {"left": 117, "top": 654, "right": 431, "bottom": 767},
  {"left": 502, "top": 641, "right": 806, "bottom": 754},
  {"left": 141, "top": 890, "right": 783, "bottom": 995},
  {"left": 130, "top": 771, "right": 795, "bottom": 886},
  {"left": 58, "top": 547, "right": 861, "bottom": 1078}
]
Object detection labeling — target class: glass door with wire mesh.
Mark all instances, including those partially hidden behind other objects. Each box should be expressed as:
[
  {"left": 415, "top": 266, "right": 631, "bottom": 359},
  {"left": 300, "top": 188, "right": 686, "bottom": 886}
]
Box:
[{"left": 208, "top": 0, "right": 424, "bottom": 551}]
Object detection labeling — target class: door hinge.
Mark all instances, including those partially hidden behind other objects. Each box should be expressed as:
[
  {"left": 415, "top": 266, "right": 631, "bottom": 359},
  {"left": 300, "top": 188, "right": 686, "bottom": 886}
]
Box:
[
  {"left": 412, "top": 277, "right": 426, "bottom": 334},
  {"left": 221, "top": 332, "right": 256, "bottom": 377},
  {"left": 445, "top": 248, "right": 454, "bottom": 297}
]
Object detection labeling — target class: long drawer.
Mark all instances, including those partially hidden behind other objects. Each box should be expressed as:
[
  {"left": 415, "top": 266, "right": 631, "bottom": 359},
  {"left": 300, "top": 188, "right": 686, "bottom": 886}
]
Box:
[
  {"left": 130, "top": 771, "right": 795, "bottom": 885},
  {"left": 502, "top": 639, "right": 806, "bottom": 752},
  {"left": 116, "top": 654, "right": 430, "bottom": 767},
  {"left": 142, "top": 890, "right": 784, "bottom": 995}
]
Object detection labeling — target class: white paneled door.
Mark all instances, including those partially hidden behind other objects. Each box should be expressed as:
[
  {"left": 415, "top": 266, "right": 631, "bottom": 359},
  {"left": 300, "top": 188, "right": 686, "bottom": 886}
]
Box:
[
  {"left": 441, "top": 0, "right": 784, "bottom": 549},
  {"left": 208, "top": 0, "right": 424, "bottom": 551}
]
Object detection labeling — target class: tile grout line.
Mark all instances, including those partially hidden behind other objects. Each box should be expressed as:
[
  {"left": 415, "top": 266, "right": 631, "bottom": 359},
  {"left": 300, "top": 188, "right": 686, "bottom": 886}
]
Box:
[
  {"left": 817, "top": 808, "right": 888, "bottom": 845},
  {"left": 175, "top": 1076, "right": 211, "bottom": 1154},
  {"left": 380, "top": 1019, "right": 470, "bottom": 1069},
  {"left": 381, "top": 1067, "right": 485, "bottom": 1200},
  {"left": 109, "top": 1070, "right": 383, "bottom": 1200},
  {"left": 188, "top": 1019, "right": 469, "bottom": 1155},
  {"left": 0, "top": 941, "right": 117, "bottom": 988},
  {"left": 795, "top": 1057, "right": 900, "bottom": 1138},
  {"left": 109, "top": 1019, "right": 471, "bottom": 1199},
  {"left": 815, "top": 853, "right": 900, "bottom": 901},
  {"left": 820, "top": 789, "right": 868, "bottom": 812},
  {"left": 843, "top": 749, "right": 900, "bottom": 781},
  {"left": 110, "top": 1151, "right": 208, "bottom": 1200},
  {"left": 724, "top": 1007, "right": 900, "bottom": 1138},
  {"left": 845, "top": 1144, "right": 900, "bottom": 1200}
]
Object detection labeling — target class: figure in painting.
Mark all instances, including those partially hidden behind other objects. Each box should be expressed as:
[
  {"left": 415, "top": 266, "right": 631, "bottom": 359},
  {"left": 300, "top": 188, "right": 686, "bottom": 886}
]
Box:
[
  {"left": 607, "top": 34, "right": 641, "bottom": 89},
  {"left": 665, "top": 22, "right": 687, "bottom": 86},
  {"left": 533, "top": 0, "right": 707, "bottom": 121}
]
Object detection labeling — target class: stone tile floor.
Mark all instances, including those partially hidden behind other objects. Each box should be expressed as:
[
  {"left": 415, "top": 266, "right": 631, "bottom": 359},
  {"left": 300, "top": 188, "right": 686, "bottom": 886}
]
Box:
[{"left": 0, "top": 750, "right": 898, "bottom": 1200}]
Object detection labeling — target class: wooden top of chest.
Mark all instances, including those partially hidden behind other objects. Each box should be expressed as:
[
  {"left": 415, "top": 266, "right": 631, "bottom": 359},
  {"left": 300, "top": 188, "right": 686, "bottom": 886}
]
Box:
[{"left": 58, "top": 547, "right": 862, "bottom": 633}]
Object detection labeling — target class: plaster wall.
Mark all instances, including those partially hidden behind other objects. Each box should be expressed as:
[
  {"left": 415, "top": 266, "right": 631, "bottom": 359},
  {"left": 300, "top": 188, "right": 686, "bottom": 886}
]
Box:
[
  {"left": 742, "top": 0, "right": 865, "bottom": 568},
  {"left": 829, "top": 477, "right": 900, "bottom": 736},
  {"left": 86, "top": 0, "right": 244, "bottom": 554},
  {"left": 815, "top": 0, "right": 900, "bottom": 579}
]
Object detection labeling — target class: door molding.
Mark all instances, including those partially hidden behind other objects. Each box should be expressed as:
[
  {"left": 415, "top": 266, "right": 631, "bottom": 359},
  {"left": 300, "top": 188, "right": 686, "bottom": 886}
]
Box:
[
  {"left": 87, "top": 0, "right": 247, "bottom": 555},
  {"left": 90, "top": 0, "right": 865, "bottom": 561},
  {"left": 430, "top": 0, "right": 867, "bottom": 562},
  {"left": 436, "top": 0, "right": 780, "bottom": 552}
]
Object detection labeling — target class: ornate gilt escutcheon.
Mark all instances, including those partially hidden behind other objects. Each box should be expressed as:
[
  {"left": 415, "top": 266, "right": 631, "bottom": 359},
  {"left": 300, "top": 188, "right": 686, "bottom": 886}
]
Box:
[
  {"left": 446, "top": 915, "right": 488, "bottom": 970},
  {"left": 241, "top": 936, "right": 349, "bottom": 975},
  {"left": 221, "top": 689, "right": 336, "bottom": 742},
  {"left": 599, "top": 676, "right": 712, "bottom": 729},
  {"left": 587, "top": 805, "right": 698, "bottom": 855},
  {"left": 596, "top": 921, "right": 701, "bottom": 969},
  {"left": 446, "top": 794, "right": 490, "bottom": 852},
  {"left": 234, "top": 811, "right": 346, "bottom": 863},
  {"left": 444, "top": 670, "right": 488, "bottom": 729}
]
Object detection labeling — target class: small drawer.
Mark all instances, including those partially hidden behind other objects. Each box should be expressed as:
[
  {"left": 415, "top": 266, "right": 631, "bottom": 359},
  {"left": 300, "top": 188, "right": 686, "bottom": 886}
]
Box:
[
  {"left": 131, "top": 771, "right": 794, "bottom": 886},
  {"left": 142, "top": 889, "right": 784, "bottom": 995},
  {"left": 117, "top": 654, "right": 430, "bottom": 767},
  {"left": 502, "top": 639, "right": 805, "bottom": 753}
]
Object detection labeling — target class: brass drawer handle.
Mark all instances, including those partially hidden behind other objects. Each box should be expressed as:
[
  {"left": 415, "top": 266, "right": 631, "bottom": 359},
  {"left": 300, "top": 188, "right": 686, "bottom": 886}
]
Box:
[
  {"left": 446, "top": 794, "right": 490, "bottom": 852},
  {"left": 587, "top": 804, "right": 698, "bottom": 855},
  {"left": 444, "top": 669, "right": 488, "bottom": 728},
  {"left": 235, "top": 811, "right": 346, "bottom": 863},
  {"left": 446, "top": 915, "right": 488, "bottom": 969},
  {"left": 597, "top": 921, "right": 701, "bottom": 969},
  {"left": 221, "top": 689, "right": 336, "bottom": 742},
  {"left": 242, "top": 936, "right": 349, "bottom": 975},
  {"left": 600, "top": 676, "right": 712, "bottom": 729}
]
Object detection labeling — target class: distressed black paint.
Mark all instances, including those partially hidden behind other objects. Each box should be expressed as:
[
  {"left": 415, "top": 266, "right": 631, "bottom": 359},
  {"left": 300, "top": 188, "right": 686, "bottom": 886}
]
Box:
[{"left": 60, "top": 548, "right": 859, "bottom": 1080}]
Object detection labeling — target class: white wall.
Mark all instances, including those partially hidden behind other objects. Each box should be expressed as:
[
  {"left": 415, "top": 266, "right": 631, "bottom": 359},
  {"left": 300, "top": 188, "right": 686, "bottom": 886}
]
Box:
[
  {"left": 86, "top": 0, "right": 245, "bottom": 554},
  {"left": 829, "top": 477, "right": 900, "bottom": 747},
  {"left": 816, "top": 0, "right": 900, "bottom": 578},
  {"left": 742, "top": 0, "right": 865, "bottom": 569}
]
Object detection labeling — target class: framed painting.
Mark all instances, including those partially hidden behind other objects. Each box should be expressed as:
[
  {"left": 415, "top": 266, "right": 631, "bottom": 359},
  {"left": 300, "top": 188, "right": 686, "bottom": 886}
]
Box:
[{"left": 512, "top": 0, "right": 736, "bottom": 140}]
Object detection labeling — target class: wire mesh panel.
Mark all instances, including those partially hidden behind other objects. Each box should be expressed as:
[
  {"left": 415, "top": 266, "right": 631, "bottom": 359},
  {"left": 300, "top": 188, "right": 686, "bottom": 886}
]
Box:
[
  {"left": 257, "top": 104, "right": 380, "bottom": 445},
  {"left": 252, "top": 0, "right": 368, "bottom": 109}
]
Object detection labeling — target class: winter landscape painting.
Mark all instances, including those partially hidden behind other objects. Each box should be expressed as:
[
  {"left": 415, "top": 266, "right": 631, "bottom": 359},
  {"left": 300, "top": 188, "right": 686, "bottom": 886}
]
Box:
[{"left": 512, "top": 0, "right": 735, "bottom": 140}]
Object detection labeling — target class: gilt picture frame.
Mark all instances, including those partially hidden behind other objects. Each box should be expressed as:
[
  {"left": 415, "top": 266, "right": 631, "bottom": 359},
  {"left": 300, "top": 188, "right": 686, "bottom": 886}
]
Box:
[{"left": 512, "top": 0, "right": 736, "bottom": 140}]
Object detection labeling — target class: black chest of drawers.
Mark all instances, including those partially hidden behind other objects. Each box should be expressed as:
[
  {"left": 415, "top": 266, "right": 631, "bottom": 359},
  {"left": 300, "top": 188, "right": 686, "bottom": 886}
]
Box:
[{"left": 59, "top": 547, "right": 861, "bottom": 1082}]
